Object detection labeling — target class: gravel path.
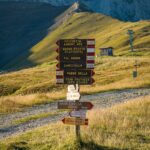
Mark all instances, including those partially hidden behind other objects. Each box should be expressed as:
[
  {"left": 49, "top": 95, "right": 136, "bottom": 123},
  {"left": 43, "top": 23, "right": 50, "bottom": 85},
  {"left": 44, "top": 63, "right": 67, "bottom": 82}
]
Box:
[{"left": 0, "top": 88, "right": 150, "bottom": 139}]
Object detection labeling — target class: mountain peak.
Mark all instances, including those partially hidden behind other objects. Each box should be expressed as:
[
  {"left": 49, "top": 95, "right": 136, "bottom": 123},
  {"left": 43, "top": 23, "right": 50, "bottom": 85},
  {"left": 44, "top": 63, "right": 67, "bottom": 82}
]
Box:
[
  {"left": 75, "top": 1, "right": 93, "bottom": 13},
  {"left": 0, "top": 0, "right": 150, "bottom": 21}
]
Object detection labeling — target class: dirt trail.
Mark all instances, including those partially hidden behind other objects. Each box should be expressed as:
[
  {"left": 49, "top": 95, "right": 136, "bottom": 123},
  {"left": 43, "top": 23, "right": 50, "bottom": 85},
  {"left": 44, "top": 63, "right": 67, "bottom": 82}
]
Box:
[{"left": 0, "top": 88, "right": 150, "bottom": 139}]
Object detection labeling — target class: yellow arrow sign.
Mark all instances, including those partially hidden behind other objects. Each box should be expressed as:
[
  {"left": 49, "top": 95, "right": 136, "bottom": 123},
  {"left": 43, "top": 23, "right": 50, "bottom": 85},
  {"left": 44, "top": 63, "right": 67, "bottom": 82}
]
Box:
[{"left": 62, "top": 117, "right": 88, "bottom": 126}]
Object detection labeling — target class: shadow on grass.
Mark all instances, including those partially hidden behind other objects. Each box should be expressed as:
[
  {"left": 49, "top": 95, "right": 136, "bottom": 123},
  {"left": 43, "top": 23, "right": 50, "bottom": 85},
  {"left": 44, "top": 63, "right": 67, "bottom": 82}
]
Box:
[
  {"left": 7, "top": 141, "right": 30, "bottom": 150},
  {"left": 80, "top": 141, "right": 128, "bottom": 150}
]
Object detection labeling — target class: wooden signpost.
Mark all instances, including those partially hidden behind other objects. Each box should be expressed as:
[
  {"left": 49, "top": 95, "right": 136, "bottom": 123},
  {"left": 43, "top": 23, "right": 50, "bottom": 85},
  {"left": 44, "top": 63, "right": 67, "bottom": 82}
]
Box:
[
  {"left": 56, "top": 39, "right": 95, "bottom": 70},
  {"left": 62, "top": 117, "right": 88, "bottom": 126},
  {"left": 56, "top": 39, "right": 95, "bottom": 142},
  {"left": 58, "top": 101, "right": 93, "bottom": 110},
  {"left": 56, "top": 70, "right": 95, "bottom": 85}
]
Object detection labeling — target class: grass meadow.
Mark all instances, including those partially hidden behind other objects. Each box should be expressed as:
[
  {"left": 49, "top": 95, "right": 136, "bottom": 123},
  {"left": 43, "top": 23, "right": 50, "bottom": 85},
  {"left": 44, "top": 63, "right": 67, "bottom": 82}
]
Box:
[
  {"left": 3, "top": 12, "right": 150, "bottom": 69},
  {"left": 0, "top": 95, "right": 149, "bottom": 150},
  {"left": 0, "top": 57, "right": 150, "bottom": 114}
]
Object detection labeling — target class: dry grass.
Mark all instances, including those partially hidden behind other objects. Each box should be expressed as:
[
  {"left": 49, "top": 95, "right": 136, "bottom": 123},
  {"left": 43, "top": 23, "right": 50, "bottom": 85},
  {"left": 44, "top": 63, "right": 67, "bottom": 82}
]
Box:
[
  {"left": 0, "top": 57, "right": 150, "bottom": 114},
  {"left": 0, "top": 95, "right": 150, "bottom": 150},
  {"left": 84, "top": 95, "right": 150, "bottom": 149},
  {"left": 0, "top": 91, "right": 66, "bottom": 114}
]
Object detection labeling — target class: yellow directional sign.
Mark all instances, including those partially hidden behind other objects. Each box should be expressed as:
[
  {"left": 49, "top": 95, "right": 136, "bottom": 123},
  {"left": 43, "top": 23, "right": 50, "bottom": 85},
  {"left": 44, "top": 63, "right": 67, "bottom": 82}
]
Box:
[{"left": 62, "top": 117, "right": 88, "bottom": 125}]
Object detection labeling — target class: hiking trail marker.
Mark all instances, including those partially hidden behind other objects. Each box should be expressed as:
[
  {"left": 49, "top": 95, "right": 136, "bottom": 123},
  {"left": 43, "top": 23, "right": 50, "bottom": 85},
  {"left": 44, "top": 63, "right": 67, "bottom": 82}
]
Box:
[
  {"left": 58, "top": 101, "right": 94, "bottom": 110},
  {"left": 56, "top": 39, "right": 95, "bottom": 141},
  {"left": 62, "top": 117, "right": 88, "bottom": 126},
  {"left": 56, "top": 69, "right": 95, "bottom": 85}
]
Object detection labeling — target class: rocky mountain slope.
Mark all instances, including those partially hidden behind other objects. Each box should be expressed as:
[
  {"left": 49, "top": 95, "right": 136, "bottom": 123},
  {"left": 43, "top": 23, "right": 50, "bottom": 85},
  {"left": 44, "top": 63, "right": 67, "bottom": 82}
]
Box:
[{"left": 1, "top": 0, "right": 150, "bottom": 21}]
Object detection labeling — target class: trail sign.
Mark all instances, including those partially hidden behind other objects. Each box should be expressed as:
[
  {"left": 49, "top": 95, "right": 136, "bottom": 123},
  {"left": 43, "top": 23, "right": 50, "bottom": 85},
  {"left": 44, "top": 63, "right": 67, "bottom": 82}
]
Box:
[
  {"left": 62, "top": 117, "right": 88, "bottom": 125},
  {"left": 69, "top": 110, "right": 86, "bottom": 118},
  {"left": 56, "top": 70, "right": 95, "bottom": 85},
  {"left": 68, "top": 85, "right": 79, "bottom": 92},
  {"left": 67, "top": 84, "right": 80, "bottom": 100},
  {"left": 56, "top": 39, "right": 95, "bottom": 70},
  {"left": 64, "top": 77, "right": 95, "bottom": 85},
  {"left": 55, "top": 39, "right": 95, "bottom": 140},
  {"left": 58, "top": 101, "right": 94, "bottom": 110},
  {"left": 67, "top": 92, "right": 80, "bottom": 101}
]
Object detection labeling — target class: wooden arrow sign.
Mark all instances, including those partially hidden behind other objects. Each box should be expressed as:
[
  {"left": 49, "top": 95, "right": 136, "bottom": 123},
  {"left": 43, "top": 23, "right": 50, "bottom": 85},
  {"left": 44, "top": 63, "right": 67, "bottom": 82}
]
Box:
[
  {"left": 56, "top": 39, "right": 95, "bottom": 70},
  {"left": 56, "top": 69, "right": 95, "bottom": 85},
  {"left": 91, "top": 78, "right": 95, "bottom": 84},
  {"left": 56, "top": 40, "right": 60, "bottom": 46},
  {"left": 62, "top": 117, "right": 88, "bottom": 125},
  {"left": 58, "top": 101, "right": 94, "bottom": 110},
  {"left": 91, "top": 70, "right": 95, "bottom": 76},
  {"left": 56, "top": 56, "right": 59, "bottom": 61},
  {"left": 56, "top": 63, "right": 60, "bottom": 69},
  {"left": 56, "top": 48, "right": 59, "bottom": 53}
]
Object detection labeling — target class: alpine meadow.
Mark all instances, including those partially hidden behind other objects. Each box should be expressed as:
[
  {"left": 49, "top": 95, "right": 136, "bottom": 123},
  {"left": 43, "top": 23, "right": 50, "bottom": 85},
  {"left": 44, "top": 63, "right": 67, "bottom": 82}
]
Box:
[{"left": 0, "top": 0, "right": 150, "bottom": 150}]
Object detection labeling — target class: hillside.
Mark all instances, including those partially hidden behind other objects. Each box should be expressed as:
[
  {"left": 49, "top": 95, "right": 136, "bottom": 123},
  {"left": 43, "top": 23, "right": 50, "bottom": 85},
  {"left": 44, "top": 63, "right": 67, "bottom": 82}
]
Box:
[
  {"left": 0, "top": 1, "right": 68, "bottom": 70},
  {"left": 25, "top": 12, "right": 150, "bottom": 65},
  {"left": 1, "top": 11, "right": 150, "bottom": 70}
]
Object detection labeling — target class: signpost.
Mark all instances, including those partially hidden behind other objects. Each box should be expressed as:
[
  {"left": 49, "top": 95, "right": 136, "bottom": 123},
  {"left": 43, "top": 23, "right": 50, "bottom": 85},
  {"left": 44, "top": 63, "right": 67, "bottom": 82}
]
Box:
[
  {"left": 67, "top": 92, "right": 80, "bottom": 101},
  {"left": 58, "top": 101, "right": 93, "bottom": 110},
  {"left": 56, "top": 39, "right": 95, "bottom": 142},
  {"left": 127, "top": 30, "right": 138, "bottom": 78},
  {"left": 56, "top": 69, "right": 95, "bottom": 85},
  {"left": 67, "top": 85, "right": 80, "bottom": 100},
  {"left": 56, "top": 39, "right": 95, "bottom": 70},
  {"left": 62, "top": 117, "right": 88, "bottom": 126}
]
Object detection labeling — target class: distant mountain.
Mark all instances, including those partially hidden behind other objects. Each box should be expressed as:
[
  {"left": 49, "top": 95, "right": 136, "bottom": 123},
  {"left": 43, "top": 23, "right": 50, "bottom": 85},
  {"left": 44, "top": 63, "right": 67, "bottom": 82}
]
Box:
[{"left": 1, "top": 0, "right": 150, "bottom": 21}]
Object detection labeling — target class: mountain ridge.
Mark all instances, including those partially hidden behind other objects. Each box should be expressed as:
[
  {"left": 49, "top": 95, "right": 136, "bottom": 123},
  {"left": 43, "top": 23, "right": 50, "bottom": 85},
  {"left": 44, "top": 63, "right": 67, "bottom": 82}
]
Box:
[{"left": 0, "top": 0, "right": 150, "bottom": 21}]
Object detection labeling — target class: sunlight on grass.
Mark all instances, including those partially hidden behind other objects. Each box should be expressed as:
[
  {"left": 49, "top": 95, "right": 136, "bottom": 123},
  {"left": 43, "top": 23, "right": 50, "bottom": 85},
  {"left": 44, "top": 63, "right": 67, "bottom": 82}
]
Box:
[
  {"left": 28, "top": 12, "right": 150, "bottom": 66},
  {"left": 0, "top": 95, "right": 149, "bottom": 150},
  {"left": 0, "top": 91, "right": 66, "bottom": 114},
  {"left": 0, "top": 57, "right": 150, "bottom": 114}
]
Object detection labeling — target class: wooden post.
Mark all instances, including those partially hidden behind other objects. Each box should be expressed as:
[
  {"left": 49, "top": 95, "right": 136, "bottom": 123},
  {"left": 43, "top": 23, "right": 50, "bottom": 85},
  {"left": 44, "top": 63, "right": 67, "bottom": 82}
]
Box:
[
  {"left": 128, "top": 30, "right": 134, "bottom": 52},
  {"left": 133, "top": 60, "right": 138, "bottom": 78},
  {"left": 75, "top": 84, "right": 81, "bottom": 142},
  {"left": 75, "top": 124, "right": 81, "bottom": 141}
]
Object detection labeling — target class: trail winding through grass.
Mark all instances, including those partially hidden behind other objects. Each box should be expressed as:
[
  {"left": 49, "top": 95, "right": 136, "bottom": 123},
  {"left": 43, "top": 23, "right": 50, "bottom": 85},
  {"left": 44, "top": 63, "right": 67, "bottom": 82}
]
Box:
[{"left": 0, "top": 88, "right": 150, "bottom": 139}]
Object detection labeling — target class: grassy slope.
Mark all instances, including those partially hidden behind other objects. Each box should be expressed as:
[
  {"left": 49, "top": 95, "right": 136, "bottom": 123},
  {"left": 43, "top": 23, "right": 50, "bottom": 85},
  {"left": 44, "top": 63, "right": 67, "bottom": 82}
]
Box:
[
  {"left": 0, "top": 57, "right": 150, "bottom": 113},
  {"left": 28, "top": 12, "right": 150, "bottom": 65},
  {"left": 1, "top": 11, "right": 150, "bottom": 69},
  {"left": 0, "top": 95, "right": 149, "bottom": 150},
  {"left": 0, "top": 11, "right": 150, "bottom": 113}
]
